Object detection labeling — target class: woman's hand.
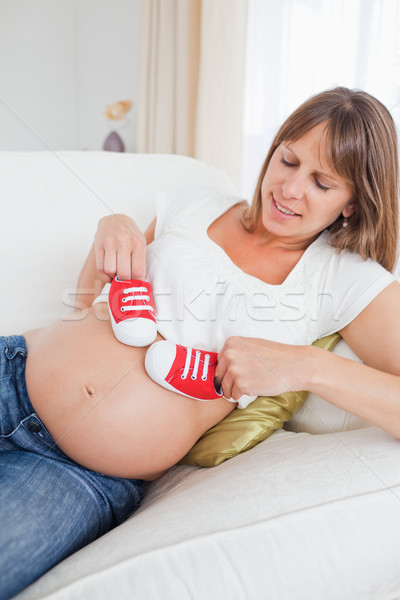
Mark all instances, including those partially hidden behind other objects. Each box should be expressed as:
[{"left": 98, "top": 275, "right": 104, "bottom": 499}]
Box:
[
  {"left": 214, "top": 336, "right": 315, "bottom": 401},
  {"left": 94, "top": 214, "right": 147, "bottom": 283}
]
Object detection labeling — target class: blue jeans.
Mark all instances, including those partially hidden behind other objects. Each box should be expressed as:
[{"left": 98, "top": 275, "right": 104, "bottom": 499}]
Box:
[{"left": 0, "top": 335, "right": 145, "bottom": 600}]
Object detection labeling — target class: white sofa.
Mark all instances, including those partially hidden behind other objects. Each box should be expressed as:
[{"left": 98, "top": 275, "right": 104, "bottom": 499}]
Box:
[{"left": 3, "top": 152, "right": 400, "bottom": 600}]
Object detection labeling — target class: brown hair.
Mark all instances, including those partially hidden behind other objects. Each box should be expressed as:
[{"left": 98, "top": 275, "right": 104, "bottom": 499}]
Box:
[{"left": 242, "top": 87, "right": 399, "bottom": 272}]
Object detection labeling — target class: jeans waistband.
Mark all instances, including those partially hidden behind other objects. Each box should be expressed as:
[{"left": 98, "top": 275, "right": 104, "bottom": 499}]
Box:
[
  {"left": 0, "top": 335, "right": 37, "bottom": 430},
  {"left": 3, "top": 335, "right": 27, "bottom": 357}
]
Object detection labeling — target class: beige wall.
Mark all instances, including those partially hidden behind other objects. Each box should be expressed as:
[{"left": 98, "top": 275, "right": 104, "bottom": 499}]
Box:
[{"left": 0, "top": 0, "right": 142, "bottom": 152}]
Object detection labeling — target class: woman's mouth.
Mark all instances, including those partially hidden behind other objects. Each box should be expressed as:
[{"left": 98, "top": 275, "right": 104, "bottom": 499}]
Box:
[{"left": 272, "top": 197, "right": 301, "bottom": 217}]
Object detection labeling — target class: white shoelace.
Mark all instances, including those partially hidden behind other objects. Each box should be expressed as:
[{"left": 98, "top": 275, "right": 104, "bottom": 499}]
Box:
[
  {"left": 181, "top": 348, "right": 210, "bottom": 381},
  {"left": 120, "top": 286, "right": 154, "bottom": 313}
]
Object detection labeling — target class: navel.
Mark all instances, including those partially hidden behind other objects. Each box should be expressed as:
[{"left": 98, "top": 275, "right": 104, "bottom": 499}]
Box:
[{"left": 83, "top": 384, "right": 96, "bottom": 399}]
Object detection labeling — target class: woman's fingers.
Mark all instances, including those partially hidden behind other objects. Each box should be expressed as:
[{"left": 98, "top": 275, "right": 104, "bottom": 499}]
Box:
[
  {"left": 215, "top": 344, "right": 236, "bottom": 399},
  {"left": 213, "top": 356, "right": 226, "bottom": 394},
  {"left": 103, "top": 246, "right": 118, "bottom": 281},
  {"left": 115, "top": 249, "right": 133, "bottom": 282},
  {"left": 219, "top": 371, "right": 246, "bottom": 401},
  {"left": 129, "top": 237, "right": 147, "bottom": 280},
  {"left": 216, "top": 336, "right": 280, "bottom": 400},
  {"left": 94, "top": 246, "right": 112, "bottom": 283},
  {"left": 216, "top": 370, "right": 244, "bottom": 401},
  {"left": 94, "top": 214, "right": 147, "bottom": 282},
  {"left": 216, "top": 336, "right": 310, "bottom": 399},
  {"left": 115, "top": 230, "right": 146, "bottom": 280}
]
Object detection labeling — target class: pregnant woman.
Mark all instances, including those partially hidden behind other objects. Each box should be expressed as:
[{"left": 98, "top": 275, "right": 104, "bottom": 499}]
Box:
[{"left": 2, "top": 87, "right": 400, "bottom": 599}]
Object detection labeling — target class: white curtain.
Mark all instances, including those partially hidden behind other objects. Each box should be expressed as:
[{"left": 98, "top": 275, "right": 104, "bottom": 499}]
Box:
[
  {"left": 138, "top": 0, "right": 248, "bottom": 190},
  {"left": 241, "top": 0, "right": 400, "bottom": 198},
  {"left": 194, "top": 0, "right": 248, "bottom": 190},
  {"left": 138, "top": 0, "right": 202, "bottom": 157}
]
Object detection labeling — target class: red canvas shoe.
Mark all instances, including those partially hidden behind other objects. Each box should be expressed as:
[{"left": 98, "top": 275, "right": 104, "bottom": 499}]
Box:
[
  {"left": 108, "top": 277, "right": 157, "bottom": 347},
  {"left": 144, "top": 340, "right": 224, "bottom": 401}
]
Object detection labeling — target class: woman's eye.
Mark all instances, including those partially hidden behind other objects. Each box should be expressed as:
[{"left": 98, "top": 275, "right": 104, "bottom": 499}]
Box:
[
  {"left": 280, "top": 155, "right": 330, "bottom": 192},
  {"left": 280, "top": 157, "right": 296, "bottom": 167},
  {"left": 314, "top": 178, "right": 330, "bottom": 192}
]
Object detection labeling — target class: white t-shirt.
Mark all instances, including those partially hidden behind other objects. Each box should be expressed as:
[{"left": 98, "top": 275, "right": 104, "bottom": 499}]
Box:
[
  {"left": 147, "top": 186, "right": 393, "bottom": 345},
  {"left": 95, "top": 186, "right": 394, "bottom": 406}
]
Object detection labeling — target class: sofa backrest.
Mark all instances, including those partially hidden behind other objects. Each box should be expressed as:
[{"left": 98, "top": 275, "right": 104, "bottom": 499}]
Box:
[{"left": 1, "top": 151, "right": 237, "bottom": 334}]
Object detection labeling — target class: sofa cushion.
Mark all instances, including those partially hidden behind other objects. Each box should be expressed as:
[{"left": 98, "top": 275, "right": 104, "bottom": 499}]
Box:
[{"left": 0, "top": 152, "right": 236, "bottom": 335}]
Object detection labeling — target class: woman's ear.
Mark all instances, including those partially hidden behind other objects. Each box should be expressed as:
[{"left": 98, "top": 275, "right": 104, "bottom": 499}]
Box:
[{"left": 342, "top": 202, "right": 356, "bottom": 218}]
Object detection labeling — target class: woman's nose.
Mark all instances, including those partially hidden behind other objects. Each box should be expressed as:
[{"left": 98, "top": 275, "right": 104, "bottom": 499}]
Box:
[{"left": 282, "top": 173, "right": 307, "bottom": 200}]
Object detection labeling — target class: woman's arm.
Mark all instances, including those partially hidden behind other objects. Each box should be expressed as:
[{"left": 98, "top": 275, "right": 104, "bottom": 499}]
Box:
[
  {"left": 215, "top": 281, "right": 400, "bottom": 439},
  {"left": 310, "top": 279, "right": 400, "bottom": 438},
  {"left": 74, "top": 215, "right": 156, "bottom": 311}
]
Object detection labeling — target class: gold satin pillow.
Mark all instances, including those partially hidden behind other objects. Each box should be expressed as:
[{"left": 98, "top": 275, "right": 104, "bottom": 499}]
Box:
[{"left": 180, "top": 334, "right": 341, "bottom": 467}]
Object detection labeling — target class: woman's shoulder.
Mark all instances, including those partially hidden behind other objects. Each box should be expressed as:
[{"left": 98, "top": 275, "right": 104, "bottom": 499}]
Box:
[
  {"left": 314, "top": 231, "right": 394, "bottom": 298},
  {"left": 301, "top": 230, "right": 394, "bottom": 298},
  {"left": 156, "top": 185, "right": 239, "bottom": 215},
  {"left": 154, "top": 185, "right": 242, "bottom": 238},
  {"left": 322, "top": 231, "right": 391, "bottom": 274}
]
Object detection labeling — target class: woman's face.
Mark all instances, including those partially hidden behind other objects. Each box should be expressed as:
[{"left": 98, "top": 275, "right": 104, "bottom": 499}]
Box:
[{"left": 259, "top": 122, "right": 355, "bottom": 246}]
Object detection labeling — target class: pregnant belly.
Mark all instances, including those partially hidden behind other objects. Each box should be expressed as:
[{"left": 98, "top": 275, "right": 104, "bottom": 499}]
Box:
[{"left": 24, "top": 304, "right": 233, "bottom": 480}]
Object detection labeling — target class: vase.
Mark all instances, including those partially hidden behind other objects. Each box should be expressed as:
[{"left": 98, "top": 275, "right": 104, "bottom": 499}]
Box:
[{"left": 103, "top": 131, "right": 125, "bottom": 152}]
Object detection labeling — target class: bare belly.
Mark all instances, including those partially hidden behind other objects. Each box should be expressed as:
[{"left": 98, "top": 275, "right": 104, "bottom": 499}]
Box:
[{"left": 24, "top": 303, "right": 235, "bottom": 480}]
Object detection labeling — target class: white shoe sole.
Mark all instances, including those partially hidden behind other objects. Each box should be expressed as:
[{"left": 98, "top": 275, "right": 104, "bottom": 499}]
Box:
[{"left": 109, "top": 306, "right": 157, "bottom": 347}]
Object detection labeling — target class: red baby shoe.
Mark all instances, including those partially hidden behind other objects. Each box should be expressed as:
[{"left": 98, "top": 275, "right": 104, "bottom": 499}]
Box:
[
  {"left": 144, "top": 340, "right": 224, "bottom": 401},
  {"left": 108, "top": 277, "right": 157, "bottom": 347}
]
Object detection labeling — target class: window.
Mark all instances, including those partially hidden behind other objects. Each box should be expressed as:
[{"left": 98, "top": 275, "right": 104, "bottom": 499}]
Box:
[{"left": 241, "top": 0, "right": 400, "bottom": 199}]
